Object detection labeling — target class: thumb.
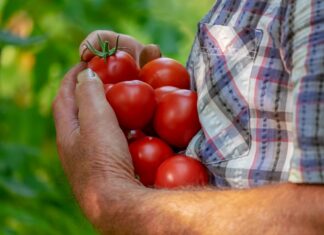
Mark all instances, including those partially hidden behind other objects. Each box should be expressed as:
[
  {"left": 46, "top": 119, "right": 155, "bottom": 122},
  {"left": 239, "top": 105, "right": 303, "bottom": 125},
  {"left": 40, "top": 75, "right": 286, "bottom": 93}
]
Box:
[
  {"left": 76, "top": 69, "right": 119, "bottom": 133},
  {"left": 139, "top": 44, "right": 161, "bottom": 68}
]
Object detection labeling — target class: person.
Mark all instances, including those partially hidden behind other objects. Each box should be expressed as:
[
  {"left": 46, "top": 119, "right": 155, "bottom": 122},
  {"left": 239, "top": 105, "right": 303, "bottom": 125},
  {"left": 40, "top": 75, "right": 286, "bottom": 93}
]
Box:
[{"left": 53, "top": 0, "right": 324, "bottom": 234}]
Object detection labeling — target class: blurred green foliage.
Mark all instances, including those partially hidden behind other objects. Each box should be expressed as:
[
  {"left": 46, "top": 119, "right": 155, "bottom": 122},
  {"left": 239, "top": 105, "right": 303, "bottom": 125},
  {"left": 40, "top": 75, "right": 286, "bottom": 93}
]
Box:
[{"left": 0, "top": 0, "right": 214, "bottom": 234}]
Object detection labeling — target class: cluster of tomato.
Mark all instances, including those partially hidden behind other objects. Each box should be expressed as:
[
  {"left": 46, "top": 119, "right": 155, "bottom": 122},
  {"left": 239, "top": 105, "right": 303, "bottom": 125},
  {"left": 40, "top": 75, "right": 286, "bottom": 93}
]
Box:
[{"left": 86, "top": 36, "right": 209, "bottom": 189}]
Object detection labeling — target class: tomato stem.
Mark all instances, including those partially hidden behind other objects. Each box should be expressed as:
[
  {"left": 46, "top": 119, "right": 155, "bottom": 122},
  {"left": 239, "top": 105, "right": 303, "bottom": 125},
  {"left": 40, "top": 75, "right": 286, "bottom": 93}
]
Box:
[
  {"left": 86, "top": 34, "right": 121, "bottom": 63},
  {"left": 108, "top": 34, "right": 119, "bottom": 55}
]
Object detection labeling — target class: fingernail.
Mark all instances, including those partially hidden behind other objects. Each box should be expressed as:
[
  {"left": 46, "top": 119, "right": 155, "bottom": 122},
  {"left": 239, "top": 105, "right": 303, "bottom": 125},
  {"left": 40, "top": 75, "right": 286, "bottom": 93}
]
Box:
[{"left": 77, "top": 68, "right": 100, "bottom": 84}]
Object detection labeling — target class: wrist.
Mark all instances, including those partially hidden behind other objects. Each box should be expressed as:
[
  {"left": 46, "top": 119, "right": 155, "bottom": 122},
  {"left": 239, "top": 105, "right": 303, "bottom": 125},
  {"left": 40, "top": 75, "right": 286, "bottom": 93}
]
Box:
[{"left": 75, "top": 175, "right": 146, "bottom": 230}]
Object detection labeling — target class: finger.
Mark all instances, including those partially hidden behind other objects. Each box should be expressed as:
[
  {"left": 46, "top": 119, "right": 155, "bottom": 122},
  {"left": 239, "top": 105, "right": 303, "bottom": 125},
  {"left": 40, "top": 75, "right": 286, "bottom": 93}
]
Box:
[
  {"left": 139, "top": 44, "right": 162, "bottom": 68},
  {"left": 75, "top": 68, "right": 120, "bottom": 134},
  {"left": 79, "top": 30, "right": 117, "bottom": 61},
  {"left": 53, "top": 62, "right": 87, "bottom": 139},
  {"left": 79, "top": 30, "right": 144, "bottom": 62},
  {"left": 76, "top": 69, "right": 138, "bottom": 183}
]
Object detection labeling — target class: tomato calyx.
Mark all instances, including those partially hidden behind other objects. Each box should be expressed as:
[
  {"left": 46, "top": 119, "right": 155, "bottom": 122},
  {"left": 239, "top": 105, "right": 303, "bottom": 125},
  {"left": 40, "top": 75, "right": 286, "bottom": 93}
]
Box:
[{"left": 86, "top": 34, "right": 121, "bottom": 63}]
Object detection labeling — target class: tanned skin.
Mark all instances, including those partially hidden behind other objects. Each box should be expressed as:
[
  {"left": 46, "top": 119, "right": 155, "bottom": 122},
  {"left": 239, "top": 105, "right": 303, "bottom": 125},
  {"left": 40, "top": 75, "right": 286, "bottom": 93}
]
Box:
[{"left": 52, "top": 31, "right": 324, "bottom": 235}]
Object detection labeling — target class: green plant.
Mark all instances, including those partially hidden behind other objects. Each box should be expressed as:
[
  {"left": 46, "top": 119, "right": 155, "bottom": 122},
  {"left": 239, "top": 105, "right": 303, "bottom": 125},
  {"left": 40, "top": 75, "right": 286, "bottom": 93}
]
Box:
[{"left": 0, "top": 0, "right": 213, "bottom": 233}]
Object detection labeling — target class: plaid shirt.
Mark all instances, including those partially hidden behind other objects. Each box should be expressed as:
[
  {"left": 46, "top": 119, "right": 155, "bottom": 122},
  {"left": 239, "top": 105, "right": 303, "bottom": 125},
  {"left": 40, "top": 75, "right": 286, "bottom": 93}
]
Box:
[{"left": 186, "top": 0, "right": 324, "bottom": 188}]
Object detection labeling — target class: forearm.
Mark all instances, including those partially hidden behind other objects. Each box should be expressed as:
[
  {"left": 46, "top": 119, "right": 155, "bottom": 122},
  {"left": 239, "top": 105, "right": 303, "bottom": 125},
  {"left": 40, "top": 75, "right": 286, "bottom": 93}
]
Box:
[
  {"left": 78, "top": 182, "right": 324, "bottom": 235},
  {"left": 140, "top": 183, "right": 324, "bottom": 235}
]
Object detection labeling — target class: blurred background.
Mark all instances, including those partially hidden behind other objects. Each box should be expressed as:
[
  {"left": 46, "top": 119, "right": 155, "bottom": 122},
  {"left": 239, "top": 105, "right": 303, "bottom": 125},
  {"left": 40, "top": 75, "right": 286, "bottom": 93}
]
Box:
[{"left": 0, "top": 0, "right": 214, "bottom": 234}]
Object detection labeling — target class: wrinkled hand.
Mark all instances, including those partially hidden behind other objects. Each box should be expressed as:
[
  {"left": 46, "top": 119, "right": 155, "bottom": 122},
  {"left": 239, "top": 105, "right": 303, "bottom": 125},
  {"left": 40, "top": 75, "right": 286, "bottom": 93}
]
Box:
[
  {"left": 79, "top": 30, "right": 161, "bottom": 67},
  {"left": 53, "top": 31, "right": 161, "bottom": 225},
  {"left": 54, "top": 30, "right": 161, "bottom": 189},
  {"left": 53, "top": 64, "right": 143, "bottom": 216}
]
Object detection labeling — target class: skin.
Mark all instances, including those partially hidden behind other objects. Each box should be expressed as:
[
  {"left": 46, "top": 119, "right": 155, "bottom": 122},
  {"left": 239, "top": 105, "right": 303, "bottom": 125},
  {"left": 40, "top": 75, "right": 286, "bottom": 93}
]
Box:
[{"left": 53, "top": 31, "right": 324, "bottom": 234}]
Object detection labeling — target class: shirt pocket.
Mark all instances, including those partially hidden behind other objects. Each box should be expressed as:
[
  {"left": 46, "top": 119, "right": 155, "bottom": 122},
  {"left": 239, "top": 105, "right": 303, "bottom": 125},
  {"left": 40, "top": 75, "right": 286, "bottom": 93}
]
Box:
[{"left": 194, "top": 23, "right": 262, "bottom": 165}]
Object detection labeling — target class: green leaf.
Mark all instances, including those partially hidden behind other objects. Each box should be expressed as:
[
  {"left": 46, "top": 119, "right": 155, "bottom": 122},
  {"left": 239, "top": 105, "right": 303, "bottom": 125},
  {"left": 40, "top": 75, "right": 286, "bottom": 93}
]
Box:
[
  {"left": 0, "top": 178, "right": 37, "bottom": 198},
  {"left": 0, "top": 30, "right": 45, "bottom": 47}
]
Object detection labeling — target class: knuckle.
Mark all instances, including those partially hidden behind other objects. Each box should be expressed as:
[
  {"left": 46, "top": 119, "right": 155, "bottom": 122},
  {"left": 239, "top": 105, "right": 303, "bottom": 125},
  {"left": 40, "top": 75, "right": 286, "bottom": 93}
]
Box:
[
  {"left": 56, "top": 131, "right": 75, "bottom": 153},
  {"left": 91, "top": 30, "right": 101, "bottom": 36},
  {"left": 88, "top": 30, "right": 103, "bottom": 42}
]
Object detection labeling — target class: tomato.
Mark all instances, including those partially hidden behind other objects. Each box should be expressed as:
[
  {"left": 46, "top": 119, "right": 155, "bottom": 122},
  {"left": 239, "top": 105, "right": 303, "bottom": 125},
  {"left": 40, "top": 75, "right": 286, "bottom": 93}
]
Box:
[
  {"left": 106, "top": 80, "right": 156, "bottom": 130},
  {"left": 142, "top": 86, "right": 179, "bottom": 136},
  {"left": 123, "top": 129, "right": 146, "bottom": 143},
  {"left": 139, "top": 58, "right": 190, "bottom": 89},
  {"left": 129, "top": 137, "right": 174, "bottom": 186},
  {"left": 86, "top": 35, "right": 139, "bottom": 84},
  {"left": 88, "top": 50, "right": 139, "bottom": 84},
  {"left": 154, "top": 89, "right": 201, "bottom": 148},
  {"left": 154, "top": 86, "right": 179, "bottom": 103},
  {"left": 155, "top": 155, "right": 209, "bottom": 189},
  {"left": 103, "top": 83, "right": 113, "bottom": 93}
]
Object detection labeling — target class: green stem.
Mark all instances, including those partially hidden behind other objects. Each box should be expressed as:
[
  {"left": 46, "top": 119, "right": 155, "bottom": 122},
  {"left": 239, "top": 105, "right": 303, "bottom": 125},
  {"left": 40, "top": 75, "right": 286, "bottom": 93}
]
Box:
[{"left": 86, "top": 34, "right": 121, "bottom": 63}]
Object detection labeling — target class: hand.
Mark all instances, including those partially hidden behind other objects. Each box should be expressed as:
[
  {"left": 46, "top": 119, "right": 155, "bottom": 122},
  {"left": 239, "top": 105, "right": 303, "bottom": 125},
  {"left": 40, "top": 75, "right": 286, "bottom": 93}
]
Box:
[
  {"left": 52, "top": 64, "right": 324, "bottom": 235},
  {"left": 53, "top": 63, "right": 143, "bottom": 221},
  {"left": 79, "top": 30, "right": 161, "bottom": 67},
  {"left": 53, "top": 31, "right": 162, "bottom": 232}
]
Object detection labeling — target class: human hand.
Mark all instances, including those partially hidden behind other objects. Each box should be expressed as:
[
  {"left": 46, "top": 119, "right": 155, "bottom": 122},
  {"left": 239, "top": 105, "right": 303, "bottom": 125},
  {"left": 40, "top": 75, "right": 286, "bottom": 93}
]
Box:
[
  {"left": 53, "top": 31, "right": 162, "bottom": 231},
  {"left": 79, "top": 30, "right": 161, "bottom": 67},
  {"left": 53, "top": 63, "right": 144, "bottom": 220},
  {"left": 53, "top": 64, "right": 318, "bottom": 235}
]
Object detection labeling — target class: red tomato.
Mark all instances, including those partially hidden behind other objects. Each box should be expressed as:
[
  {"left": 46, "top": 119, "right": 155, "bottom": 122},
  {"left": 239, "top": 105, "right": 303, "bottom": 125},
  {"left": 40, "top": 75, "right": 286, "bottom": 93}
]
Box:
[
  {"left": 103, "top": 84, "right": 113, "bottom": 93},
  {"left": 123, "top": 129, "right": 146, "bottom": 143},
  {"left": 88, "top": 50, "right": 139, "bottom": 84},
  {"left": 154, "top": 89, "right": 201, "bottom": 148},
  {"left": 129, "top": 137, "right": 174, "bottom": 186},
  {"left": 155, "top": 155, "right": 209, "bottom": 189},
  {"left": 154, "top": 86, "right": 179, "bottom": 103},
  {"left": 139, "top": 58, "right": 190, "bottom": 89},
  {"left": 106, "top": 80, "right": 156, "bottom": 130}
]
